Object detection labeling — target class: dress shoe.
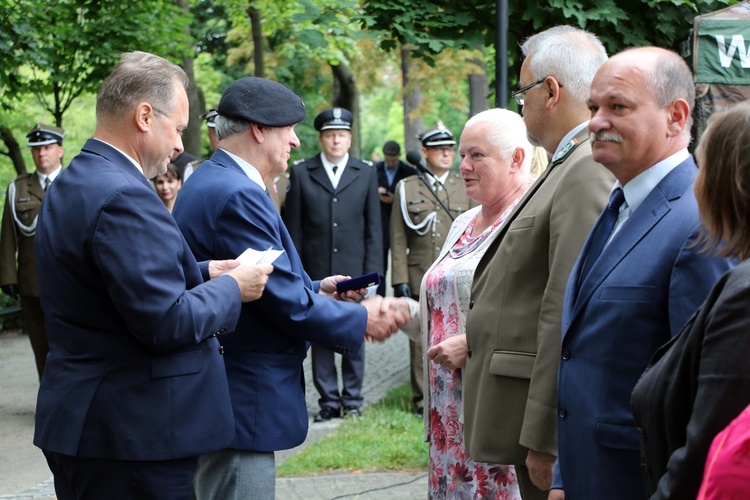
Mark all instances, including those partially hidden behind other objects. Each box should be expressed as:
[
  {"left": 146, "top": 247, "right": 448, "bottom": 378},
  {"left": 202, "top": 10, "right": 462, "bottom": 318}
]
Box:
[
  {"left": 314, "top": 406, "right": 341, "bottom": 422},
  {"left": 414, "top": 407, "right": 424, "bottom": 419},
  {"left": 343, "top": 406, "right": 361, "bottom": 418}
]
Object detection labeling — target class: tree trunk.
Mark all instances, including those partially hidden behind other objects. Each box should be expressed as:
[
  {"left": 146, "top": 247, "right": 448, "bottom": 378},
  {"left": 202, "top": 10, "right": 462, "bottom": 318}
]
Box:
[
  {"left": 401, "top": 47, "right": 423, "bottom": 156},
  {"left": 331, "top": 63, "right": 360, "bottom": 158},
  {"left": 247, "top": 3, "right": 264, "bottom": 77},
  {"left": 0, "top": 126, "right": 27, "bottom": 176},
  {"left": 176, "top": 0, "right": 201, "bottom": 158},
  {"left": 468, "top": 45, "right": 490, "bottom": 117}
]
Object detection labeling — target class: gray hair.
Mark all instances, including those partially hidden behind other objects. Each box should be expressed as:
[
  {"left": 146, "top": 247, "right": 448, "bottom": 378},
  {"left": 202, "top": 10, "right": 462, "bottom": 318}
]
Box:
[
  {"left": 647, "top": 48, "right": 695, "bottom": 135},
  {"left": 464, "top": 108, "right": 534, "bottom": 182},
  {"left": 97, "top": 51, "right": 188, "bottom": 123},
  {"left": 214, "top": 115, "right": 251, "bottom": 141},
  {"left": 521, "top": 25, "right": 608, "bottom": 103}
]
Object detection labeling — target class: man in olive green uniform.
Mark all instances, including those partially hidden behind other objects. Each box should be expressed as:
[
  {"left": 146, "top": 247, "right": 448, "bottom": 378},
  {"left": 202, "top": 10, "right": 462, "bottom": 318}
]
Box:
[
  {"left": 0, "top": 123, "right": 65, "bottom": 379},
  {"left": 390, "top": 122, "right": 475, "bottom": 416}
]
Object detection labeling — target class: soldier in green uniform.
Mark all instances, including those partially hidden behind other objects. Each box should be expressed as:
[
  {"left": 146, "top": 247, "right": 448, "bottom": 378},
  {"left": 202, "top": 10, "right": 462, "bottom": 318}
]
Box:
[
  {"left": 390, "top": 121, "right": 476, "bottom": 416},
  {"left": 0, "top": 123, "right": 65, "bottom": 379}
]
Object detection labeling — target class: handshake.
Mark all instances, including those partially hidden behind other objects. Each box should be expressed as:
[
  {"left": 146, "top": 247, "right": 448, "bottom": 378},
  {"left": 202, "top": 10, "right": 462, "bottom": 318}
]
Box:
[
  {"left": 361, "top": 295, "right": 413, "bottom": 342},
  {"left": 317, "top": 274, "right": 414, "bottom": 343}
]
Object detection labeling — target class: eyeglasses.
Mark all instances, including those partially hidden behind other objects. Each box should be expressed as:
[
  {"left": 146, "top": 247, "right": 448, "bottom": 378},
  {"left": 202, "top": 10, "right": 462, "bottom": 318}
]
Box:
[{"left": 511, "top": 77, "right": 564, "bottom": 106}]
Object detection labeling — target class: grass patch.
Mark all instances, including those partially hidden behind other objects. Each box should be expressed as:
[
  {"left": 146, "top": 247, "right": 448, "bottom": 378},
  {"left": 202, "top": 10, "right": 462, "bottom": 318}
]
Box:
[{"left": 277, "top": 383, "right": 429, "bottom": 477}]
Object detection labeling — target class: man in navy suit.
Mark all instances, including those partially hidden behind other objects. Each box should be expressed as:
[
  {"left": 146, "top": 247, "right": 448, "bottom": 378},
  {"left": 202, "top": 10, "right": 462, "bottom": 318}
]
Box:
[
  {"left": 374, "top": 140, "right": 414, "bottom": 296},
  {"left": 550, "top": 47, "right": 735, "bottom": 499},
  {"left": 283, "top": 107, "right": 384, "bottom": 422},
  {"left": 33, "top": 52, "right": 273, "bottom": 499},
  {"left": 173, "top": 78, "right": 408, "bottom": 498}
]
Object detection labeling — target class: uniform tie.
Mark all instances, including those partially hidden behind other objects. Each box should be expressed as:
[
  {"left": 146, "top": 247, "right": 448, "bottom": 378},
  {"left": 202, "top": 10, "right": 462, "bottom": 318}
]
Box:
[
  {"left": 580, "top": 187, "right": 625, "bottom": 281},
  {"left": 44, "top": 177, "right": 50, "bottom": 191},
  {"left": 332, "top": 165, "right": 338, "bottom": 175}
]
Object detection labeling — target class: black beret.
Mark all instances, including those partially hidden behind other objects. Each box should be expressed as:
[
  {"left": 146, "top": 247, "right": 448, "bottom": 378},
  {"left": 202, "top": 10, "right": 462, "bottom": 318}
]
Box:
[
  {"left": 27, "top": 123, "right": 65, "bottom": 147},
  {"left": 383, "top": 140, "right": 401, "bottom": 155},
  {"left": 419, "top": 121, "right": 456, "bottom": 147},
  {"left": 314, "top": 107, "right": 353, "bottom": 132},
  {"left": 217, "top": 77, "right": 306, "bottom": 127}
]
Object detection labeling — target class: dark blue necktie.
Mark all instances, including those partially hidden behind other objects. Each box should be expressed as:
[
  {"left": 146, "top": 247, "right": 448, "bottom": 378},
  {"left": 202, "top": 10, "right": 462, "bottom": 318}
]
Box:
[{"left": 580, "top": 187, "right": 625, "bottom": 281}]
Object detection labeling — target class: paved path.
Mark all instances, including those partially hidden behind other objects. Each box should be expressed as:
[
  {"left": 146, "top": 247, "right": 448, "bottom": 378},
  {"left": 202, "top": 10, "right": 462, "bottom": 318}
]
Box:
[{"left": 0, "top": 328, "right": 427, "bottom": 499}]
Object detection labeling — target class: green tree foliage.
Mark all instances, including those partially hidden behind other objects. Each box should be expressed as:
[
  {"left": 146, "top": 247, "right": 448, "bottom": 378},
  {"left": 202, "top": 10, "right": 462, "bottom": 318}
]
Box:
[
  {"left": 360, "top": 0, "right": 737, "bottom": 98},
  {"left": 0, "top": 0, "right": 192, "bottom": 126}
]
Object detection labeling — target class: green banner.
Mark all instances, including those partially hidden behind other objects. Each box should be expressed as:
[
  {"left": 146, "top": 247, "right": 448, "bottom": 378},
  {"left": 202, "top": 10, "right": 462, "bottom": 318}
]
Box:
[{"left": 697, "top": 18, "right": 750, "bottom": 84}]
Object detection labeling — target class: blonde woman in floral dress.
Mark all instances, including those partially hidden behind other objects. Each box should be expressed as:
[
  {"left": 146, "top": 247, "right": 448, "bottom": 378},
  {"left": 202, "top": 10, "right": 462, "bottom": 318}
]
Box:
[{"left": 403, "top": 108, "right": 545, "bottom": 499}]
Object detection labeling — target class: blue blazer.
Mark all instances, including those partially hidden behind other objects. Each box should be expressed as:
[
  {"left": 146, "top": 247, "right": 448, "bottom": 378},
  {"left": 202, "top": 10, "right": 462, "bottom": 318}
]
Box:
[
  {"left": 553, "top": 157, "right": 734, "bottom": 499},
  {"left": 173, "top": 149, "right": 367, "bottom": 452},
  {"left": 34, "top": 139, "right": 241, "bottom": 461}
]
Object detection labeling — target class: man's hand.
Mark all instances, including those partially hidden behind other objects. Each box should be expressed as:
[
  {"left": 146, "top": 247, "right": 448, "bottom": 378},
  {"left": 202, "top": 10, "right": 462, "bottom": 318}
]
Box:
[
  {"left": 526, "top": 449, "right": 556, "bottom": 491},
  {"left": 1, "top": 284, "right": 18, "bottom": 299},
  {"left": 548, "top": 489, "right": 565, "bottom": 500},
  {"left": 392, "top": 283, "right": 412, "bottom": 298},
  {"left": 379, "top": 191, "right": 394, "bottom": 204},
  {"left": 225, "top": 263, "right": 274, "bottom": 302},
  {"left": 426, "top": 334, "right": 468, "bottom": 370},
  {"left": 319, "top": 275, "right": 367, "bottom": 302},
  {"left": 361, "top": 296, "right": 411, "bottom": 342},
  {"left": 208, "top": 259, "right": 240, "bottom": 279}
]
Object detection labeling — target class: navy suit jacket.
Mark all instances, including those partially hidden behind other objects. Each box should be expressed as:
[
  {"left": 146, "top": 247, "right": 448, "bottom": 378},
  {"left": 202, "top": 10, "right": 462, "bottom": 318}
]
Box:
[
  {"left": 173, "top": 149, "right": 366, "bottom": 452},
  {"left": 34, "top": 139, "right": 241, "bottom": 461},
  {"left": 283, "top": 154, "right": 383, "bottom": 280},
  {"left": 554, "top": 157, "right": 734, "bottom": 499}
]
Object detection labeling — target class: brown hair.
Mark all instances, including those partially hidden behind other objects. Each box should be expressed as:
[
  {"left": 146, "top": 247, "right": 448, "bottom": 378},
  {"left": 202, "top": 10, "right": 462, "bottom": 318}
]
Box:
[
  {"left": 159, "top": 163, "right": 182, "bottom": 182},
  {"left": 695, "top": 101, "right": 750, "bottom": 260},
  {"left": 97, "top": 51, "right": 188, "bottom": 125}
]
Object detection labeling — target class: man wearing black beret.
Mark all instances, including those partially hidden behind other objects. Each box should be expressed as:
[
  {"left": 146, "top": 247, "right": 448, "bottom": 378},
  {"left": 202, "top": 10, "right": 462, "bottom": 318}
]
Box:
[
  {"left": 174, "top": 80, "right": 408, "bottom": 498},
  {"left": 0, "top": 123, "right": 65, "bottom": 380},
  {"left": 283, "top": 107, "right": 384, "bottom": 423}
]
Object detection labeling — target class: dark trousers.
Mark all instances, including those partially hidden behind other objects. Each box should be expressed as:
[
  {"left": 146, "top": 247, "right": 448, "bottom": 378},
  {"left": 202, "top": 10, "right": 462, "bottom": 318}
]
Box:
[
  {"left": 20, "top": 295, "right": 48, "bottom": 380},
  {"left": 409, "top": 338, "right": 424, "bottom": 410},
  {"left": 377, "top": 244, "right": 389, "bottom": 296},
  {"left": 44, "top": 450, "right": 197, "bottom": 500},
  {"left": 312, "top": 344, "right": 365, "bottom": 410}
]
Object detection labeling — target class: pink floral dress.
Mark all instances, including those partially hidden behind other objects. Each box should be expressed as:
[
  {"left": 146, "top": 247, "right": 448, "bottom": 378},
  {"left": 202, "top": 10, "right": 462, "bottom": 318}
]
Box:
[{"left": 425, "top": 209, "right": 521, "bottom": 500}]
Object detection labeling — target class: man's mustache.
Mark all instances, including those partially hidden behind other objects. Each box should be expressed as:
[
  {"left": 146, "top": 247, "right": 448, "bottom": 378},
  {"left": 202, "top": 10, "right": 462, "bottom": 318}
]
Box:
[{"left": 590, "top": 132, "right": 623, "bottom": 143}]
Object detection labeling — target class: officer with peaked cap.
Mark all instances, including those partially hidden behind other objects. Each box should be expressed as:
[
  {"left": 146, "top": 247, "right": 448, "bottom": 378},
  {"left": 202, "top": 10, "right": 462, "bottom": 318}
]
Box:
[
  {"left": 390, "top": 120, "right": 475, "bottom": 416},
  {"left": 0, "top": 123, "right": 65, "bottom": 379},
  {"left": 201, "top": 108, "right": 219, "bottom": 151},
  {"left": 283, "top": 107, "right": 384, "bottom": 422}
]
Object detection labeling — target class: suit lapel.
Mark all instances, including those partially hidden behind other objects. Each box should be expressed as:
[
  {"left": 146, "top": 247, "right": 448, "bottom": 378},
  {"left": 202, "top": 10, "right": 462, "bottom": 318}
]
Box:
[
  {"left": 306, "top": 157, "right": 335, "bottom": 194},
  {"left": 27, "top": 172, "right": 45, "bottom": 201},
  {"left": 334, "top": 160, "right": 361, "bottom": 193},
  {"left": 565, "top": 158, "right": 697, "bottom": 329}
]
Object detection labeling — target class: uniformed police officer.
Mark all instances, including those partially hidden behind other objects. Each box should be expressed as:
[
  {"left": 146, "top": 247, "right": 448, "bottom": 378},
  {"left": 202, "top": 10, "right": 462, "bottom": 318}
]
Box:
[
  {"left": 0, "top": 123, "right": 65, "bottom": 379},
  {"left": 283, "top": 107, "right": 383, "bottom": 422},
  {"left": 390, "top": 121, "right": 476, "bottom": 416}
]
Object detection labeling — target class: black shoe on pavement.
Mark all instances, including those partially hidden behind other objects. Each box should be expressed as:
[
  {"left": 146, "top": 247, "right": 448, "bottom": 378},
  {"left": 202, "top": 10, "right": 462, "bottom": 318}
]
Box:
[
  {"left": 314, "top": 406, "right": 341, "bottom": 422},
  {"left": 343, "top": 406, "right": 361, "bottom": 418}
]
